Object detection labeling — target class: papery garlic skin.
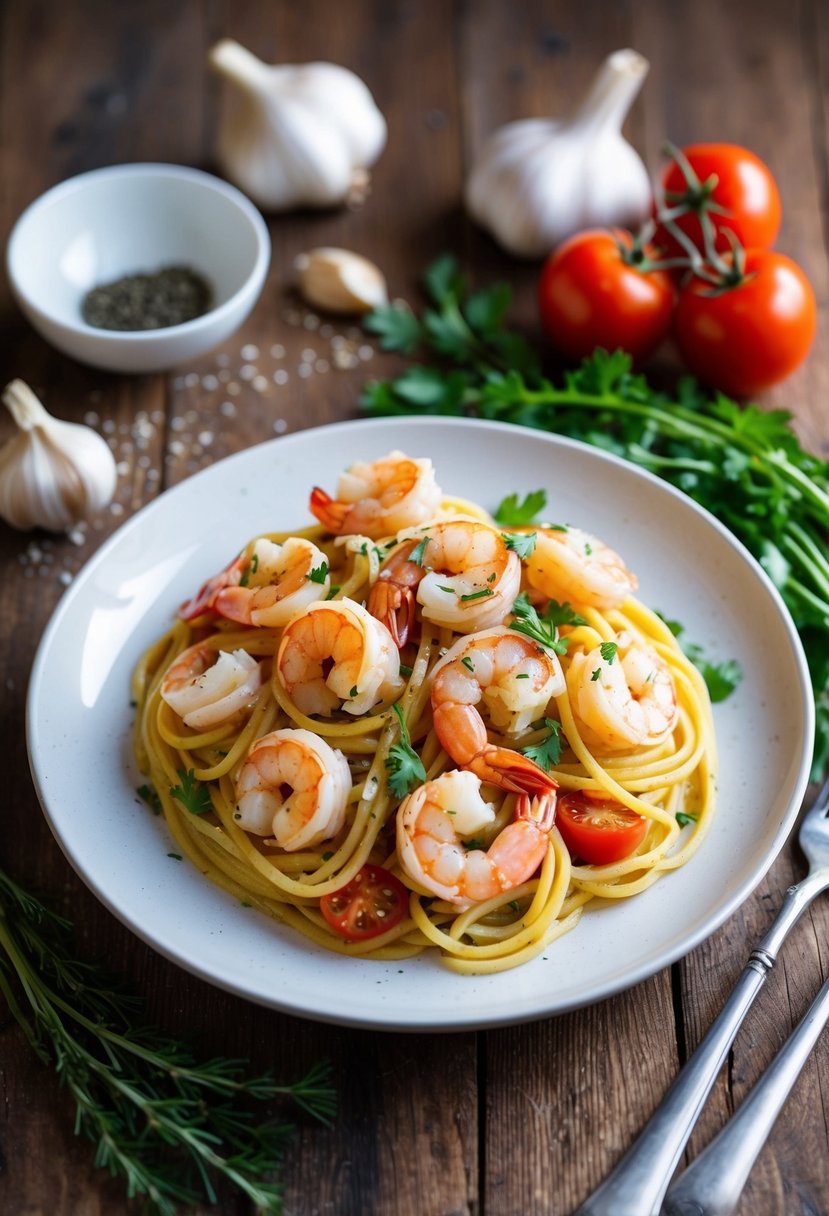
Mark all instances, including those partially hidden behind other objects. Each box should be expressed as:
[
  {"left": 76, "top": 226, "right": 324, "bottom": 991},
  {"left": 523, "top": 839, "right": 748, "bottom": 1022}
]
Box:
[
  {"left": 295, "top": 247, "right": 388, "bottom": 314},
  {"left": 209, "top": 39, "right": 387, "bottom": 211},
  {"left": 0, "top": 380, "right": 117, "bottom": 532},
  {"left": 465, "top": 49, "right": 652, "bottom": 258}
]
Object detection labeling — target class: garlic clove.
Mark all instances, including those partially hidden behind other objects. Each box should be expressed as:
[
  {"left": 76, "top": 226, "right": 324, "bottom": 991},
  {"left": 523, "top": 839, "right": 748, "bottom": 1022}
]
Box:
[
  {"left": 295, "top": 247, "right": 389, "bottom": 314},
  {"left": 465, "top": 49, "right": 652, "bottom": 258},
  {"left": 208, "top": 40, "right": 387, "bottom": 212},
  {"left": 0, "top": 380, "right": 117, "bottom": 532}
]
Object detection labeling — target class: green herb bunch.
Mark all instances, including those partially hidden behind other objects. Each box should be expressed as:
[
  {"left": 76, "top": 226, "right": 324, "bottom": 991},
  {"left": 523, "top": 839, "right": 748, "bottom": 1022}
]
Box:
[
  {"left": 363, "top": 255, "right": 829, "bottom": 776},
  {"left": 0, "top": 867, "right": 335, "bottom": 1214}
]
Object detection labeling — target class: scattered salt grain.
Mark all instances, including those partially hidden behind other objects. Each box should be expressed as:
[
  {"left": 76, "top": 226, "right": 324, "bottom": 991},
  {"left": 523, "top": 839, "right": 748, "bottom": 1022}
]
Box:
[
  {"left": 273, "top": 370, "right": 289, "bottom": 385},
  {"left": 241, "top": 344, "right": 260, "bottom": 360},
  {"left": 273, "top": 419, "right": 288, "bottom": 433}
]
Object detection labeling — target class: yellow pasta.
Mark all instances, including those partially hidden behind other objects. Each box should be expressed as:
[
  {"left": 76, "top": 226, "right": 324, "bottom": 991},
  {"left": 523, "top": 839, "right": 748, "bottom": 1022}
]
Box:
[{"left": 133, "top": 470, "right": 716, "bottom": 975}]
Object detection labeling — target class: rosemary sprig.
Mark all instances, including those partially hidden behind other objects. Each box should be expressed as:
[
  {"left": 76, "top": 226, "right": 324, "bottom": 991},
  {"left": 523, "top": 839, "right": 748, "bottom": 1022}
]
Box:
[{"left": 0, "top": 866, "right": 335, "bottom": 1214}]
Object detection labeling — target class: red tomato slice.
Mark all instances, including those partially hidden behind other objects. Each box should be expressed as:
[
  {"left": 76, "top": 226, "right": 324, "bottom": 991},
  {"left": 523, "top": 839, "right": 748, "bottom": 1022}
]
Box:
[
  {"left": 556, "top": 791, "right": 648, "bottom": 865},
  {"left": 320, "top": 864, "right": 408, "bottom": 941}
]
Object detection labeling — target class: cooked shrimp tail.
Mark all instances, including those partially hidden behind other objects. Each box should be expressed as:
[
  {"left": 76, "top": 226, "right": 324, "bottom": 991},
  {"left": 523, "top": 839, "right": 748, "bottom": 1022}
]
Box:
[
  {"left": 433, "top": 699, "right": 557, "bottom": 796},
  {"left": 309, "top": 486, "right": 351, "bottom": 533}
]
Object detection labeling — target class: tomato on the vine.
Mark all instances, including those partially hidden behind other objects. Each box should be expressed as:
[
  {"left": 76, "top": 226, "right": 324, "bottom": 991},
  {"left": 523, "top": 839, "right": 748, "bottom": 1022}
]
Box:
[
  {"left": 556, "top": 791, "right": 648, "bottom": 865},
  {"left": 656, "top": 143, "right": 782, "bottom": 258},
  {"left": 538, "top": 229, "right": 674, "bottom": 363},
  {"left": 673, "top": 249, "right": 816, "bottom": 396},
  {"left": 320, "top": 863, "right": 408, "bottom": 941}
]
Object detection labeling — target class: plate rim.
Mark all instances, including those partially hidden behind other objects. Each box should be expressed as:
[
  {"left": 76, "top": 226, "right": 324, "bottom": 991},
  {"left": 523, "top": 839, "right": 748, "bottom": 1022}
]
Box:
[{"left": 26, "top": 416, "right": 816, "bottom": 1030}]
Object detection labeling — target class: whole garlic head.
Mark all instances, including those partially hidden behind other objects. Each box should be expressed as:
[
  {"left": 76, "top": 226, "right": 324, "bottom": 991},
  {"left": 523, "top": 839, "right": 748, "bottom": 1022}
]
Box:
[
  {"left": 465, "top": 49, "right": 653, "bottom": 258},
  {"left": 295, "top": 248, "right": 388, "bottom": 314},
  {"left": 0, "top": 380, "right": 117, "bottom": 531},
  {"left": 209, "top": 39, "right": 387, "bottom": 211}
]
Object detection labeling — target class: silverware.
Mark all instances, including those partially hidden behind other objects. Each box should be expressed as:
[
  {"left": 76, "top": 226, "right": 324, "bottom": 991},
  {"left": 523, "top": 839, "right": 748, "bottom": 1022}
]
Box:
[
  {"left": 574, "top": 774, "right": 829, "bottom": 1216},
  {"left": 663, "top": 968, "right": 829, "bottom": 1215}
]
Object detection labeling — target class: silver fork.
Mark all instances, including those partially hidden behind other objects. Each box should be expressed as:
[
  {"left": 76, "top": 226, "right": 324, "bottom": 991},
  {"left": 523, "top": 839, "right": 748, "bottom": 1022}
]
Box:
[{"left": 575, "top": 774, "right": 829, "bottom": 1216}]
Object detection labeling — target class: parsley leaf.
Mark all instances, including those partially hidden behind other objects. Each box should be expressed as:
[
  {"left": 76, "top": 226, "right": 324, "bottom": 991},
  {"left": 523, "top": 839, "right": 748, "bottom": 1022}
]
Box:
[
  {"left": 409, "top": 536, "right": 430, "bottom": 566},
  {"left": 676, "top": 811, "right": 699, "bottom": 828},
  {"left": 170, "top": 769, "right": 212, "bottom": 816},
  {"left": 385, "top": 704, "right": 427, "bottom": 799},
  {"left": 494, "top": 490, "right": 547, "bottom": 526},
  {"left": 363, "top": 305, "right": 422, "bottom": 353},
  {"left": 309, "top": 561, "right": 329, "bottom": 584},
  {"left": 522, "top": 719, "right": 565, "bottom": 771},
  {"left": 599, "top": 641, "right": 619, "bottom": 664},
  {"left": 502, "top": 531, "right": 537, "bottom": 558},
  {"left": 683, "top": 645, "right": 743, "bottom": 703},
  {"left": 509, "top": 592, "right": 586, "bottom": 654},
  {"left": 136, "top": 783, "right": 162, "bottom": 815}
]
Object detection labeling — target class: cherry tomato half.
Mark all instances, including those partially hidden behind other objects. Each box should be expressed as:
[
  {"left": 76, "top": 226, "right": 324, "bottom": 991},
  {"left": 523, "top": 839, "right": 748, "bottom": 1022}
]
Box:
[
  {"left": 556, "top": 791, "right": 648, "bottom": 865},
  {"left": 320, "top": 864, "right": 408, "bottom": 941},
  {"left": 538, "top": 229, "right": 674, "bottom": 364},
  {"left": 673, "top": 249, "right": 816, "bottom": 397},
  {"left": 656, "top": 143, "right": 782, "bottom": 258}
]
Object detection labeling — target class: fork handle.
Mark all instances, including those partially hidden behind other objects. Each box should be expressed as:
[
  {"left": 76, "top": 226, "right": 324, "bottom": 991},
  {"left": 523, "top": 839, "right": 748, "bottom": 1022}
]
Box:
[
  {"left": 574, "top": 873, "right": 826, "bottom": 1216},
  {"left": 663, "top": 969, "right": 829, "bottom": 1216}
]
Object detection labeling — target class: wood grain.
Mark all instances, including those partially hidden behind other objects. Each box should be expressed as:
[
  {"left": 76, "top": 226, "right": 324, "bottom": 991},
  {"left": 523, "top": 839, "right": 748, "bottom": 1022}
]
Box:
[{"left": 0, "top": 3, "right": 827, "bottom": 1215}]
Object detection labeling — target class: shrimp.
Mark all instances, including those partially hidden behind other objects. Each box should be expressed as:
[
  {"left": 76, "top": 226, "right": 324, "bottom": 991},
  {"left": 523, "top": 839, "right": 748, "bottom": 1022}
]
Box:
[
  {"left": 276, "top": 598, "right": 404, "bottom": 717},
  {"left": 178, "top": 553, "right": 245, "bottom": 620},
  {"left": 368, "top": 519, "right": 521, "bottom": 646},
  {"left": 234, "top": 728, "right": 351, "bottom": 851},
  {"left": 160, "top": 645, "right": 263, "bottom": 729},
  {"left": 213, "top": 536, "right": 330, "bottom": 627},
  {"left": 396, "top": 770, "right": 555, "bottom": 909},
  {"left": 430, "top": 626, "right": 564, "bottom": 797},
  {"left": 525, "top": 525, "right": 638, "bottom": 610},
  {"left": 566, "top": 632, "right": 678, "bottom": 751},
  {"left": 310, "top": 450, "right": 442, "bottom": 539}
]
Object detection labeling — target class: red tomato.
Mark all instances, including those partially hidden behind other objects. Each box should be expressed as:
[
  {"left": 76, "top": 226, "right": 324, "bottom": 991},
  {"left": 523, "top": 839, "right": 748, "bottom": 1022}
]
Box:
[
  {"left": 556, "top": 791, "right": 648, "bottom": 865},
  {"left": 538, "top": 229, "right": 674, "bottom": 363},
  {"left": 673, "top": 250, "right": 816, "bottom": 396},
  {"left": 320, "top": 864, "right": 408, "bottom": 941},
  {"left": 656, "top": 143, "right": 781, "bottom": 258}
]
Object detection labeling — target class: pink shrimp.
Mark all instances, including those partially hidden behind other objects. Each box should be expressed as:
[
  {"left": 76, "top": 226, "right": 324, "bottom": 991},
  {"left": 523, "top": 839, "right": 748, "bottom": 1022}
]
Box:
[
  {"left": 310, "top": 450, "right": 442, "bottom": 539},
  {"left": 430, "top": 626, "right": 563, "bottom": 798},
  {"left": 396, "top": 770, "right": 554, "bottom": 909},
  {"left": 213, "top": 536, "right": 329, "bottom": 627},
  {"left": 368, "top": 518, "right": 521, "bottom": 647}
]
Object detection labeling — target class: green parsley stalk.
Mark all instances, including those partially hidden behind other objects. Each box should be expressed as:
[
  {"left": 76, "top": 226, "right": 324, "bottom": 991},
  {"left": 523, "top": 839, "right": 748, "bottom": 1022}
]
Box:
[
  {"left": 0, "top": 865, "right": 335, "bottom": 1214},
  {"left": 362, "top": 256, "right": 829, "bottom": 776}
]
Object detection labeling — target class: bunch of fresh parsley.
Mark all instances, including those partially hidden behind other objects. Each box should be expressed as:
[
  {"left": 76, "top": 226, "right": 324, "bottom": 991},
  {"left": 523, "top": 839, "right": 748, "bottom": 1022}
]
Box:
[
  {"left": 0, "top": 866, "right": 335, "bottom": 1214},
  {"left": 362, "top": 255, "right": 829, "bottom": 776}
]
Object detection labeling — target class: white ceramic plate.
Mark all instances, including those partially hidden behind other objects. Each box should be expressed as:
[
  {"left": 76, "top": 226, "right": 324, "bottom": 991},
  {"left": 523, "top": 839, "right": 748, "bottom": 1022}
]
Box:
[{"left": 27, "top": 418, "right": 814, "bottom": 1030}]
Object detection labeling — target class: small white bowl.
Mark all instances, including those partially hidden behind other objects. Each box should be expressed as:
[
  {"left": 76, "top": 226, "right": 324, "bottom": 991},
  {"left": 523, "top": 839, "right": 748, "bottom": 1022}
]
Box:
[{"left": 6, "top": 163, "right": 271, "bottom": 373}]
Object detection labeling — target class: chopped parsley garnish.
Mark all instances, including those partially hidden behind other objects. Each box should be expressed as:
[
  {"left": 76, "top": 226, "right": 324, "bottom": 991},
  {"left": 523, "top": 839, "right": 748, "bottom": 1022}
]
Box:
[
  {"left": 460, "top": 587, "right": 494, "bottom": 602},
  {"left": 502, "top": 531, "right": 537, "bottom": 558},
  {"left": 461, "top": 655, "right": 475, "bottom": 673},
  {"left": 167, "top": 853, "right": 183, "bottom": 861},
  {"left": 136, "top": 783, "right": 162, "bottom": 815},
  {"left": 462, "top": 838, "right": 486, "bottom": 851},
  {"left": 309, "top": 561, "right": 329, "bottom": 584},
  {"left": 325, "top": 584, "right": 341, "bottom": 600},
  {"left": 522, "top": 719, "right": 565, "bottom": 770},
  {"left": 599, "top": 641, "right": 619, "bottom": 664},
  {"left": 408, "top": 536, "right": 430, "bottom": 566},
  {"left": 349, "top": 685, "right": 359, "bottom": 698},
  {"left": 399, "top": 663, "right": 414, "bottom": 677},
  {"left": 385, "top": 703, "right": 427, "bottom": 799},
  {"left": 509, "top": 592, "right": 585, "bottom": 654},
  {"left": 591, "top": 668, "right": 602, "bottom": 682},
  {"left": 676, "top": 811, "right": 699, "bottom": 828},
  {"left": 170, "top": 769, "right": 212, "bottom": 816},
  {"left": 493, "top": 490, "right": 547, "bottom": 527}
]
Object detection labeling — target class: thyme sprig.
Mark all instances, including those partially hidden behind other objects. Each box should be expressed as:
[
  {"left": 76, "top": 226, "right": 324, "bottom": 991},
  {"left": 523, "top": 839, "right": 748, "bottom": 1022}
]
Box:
[
  {"left": 0, "top": 867, "right": 335, "bottom": 1214},
  {"left": 362, "top": 256, "right": 829, "bottom": 776}
]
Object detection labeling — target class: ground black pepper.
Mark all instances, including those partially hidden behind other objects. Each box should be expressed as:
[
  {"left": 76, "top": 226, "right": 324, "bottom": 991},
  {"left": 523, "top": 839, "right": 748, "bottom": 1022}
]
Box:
[{"left": 82, "top": 266, "right": 212, "bottom": 331}]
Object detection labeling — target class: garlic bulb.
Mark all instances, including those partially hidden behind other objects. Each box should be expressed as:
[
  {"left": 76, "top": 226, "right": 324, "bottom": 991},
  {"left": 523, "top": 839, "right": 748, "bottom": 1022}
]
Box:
[
  {"left": 0, "top": 380, "right": 117, "bottom": 531},
  {"left": 208, "top": 39, "right": 387, "bottom": 210},
  {"left": 465, "top": 49, "right": 652, "bottom": 258},
  {"left": 295, "top": 247, "right": 388, "bottom": 314}
]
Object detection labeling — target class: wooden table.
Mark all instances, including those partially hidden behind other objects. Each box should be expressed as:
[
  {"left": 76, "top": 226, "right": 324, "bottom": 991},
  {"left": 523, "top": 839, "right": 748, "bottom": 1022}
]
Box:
[{"left": 2, "top": 2, "right": 827, "bottom": 1213}]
